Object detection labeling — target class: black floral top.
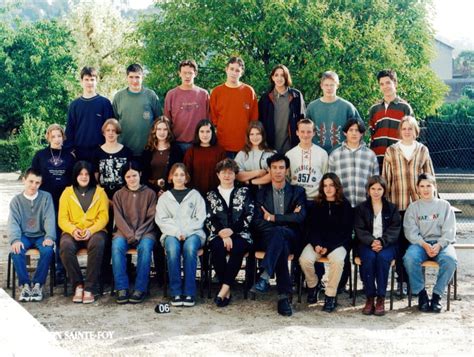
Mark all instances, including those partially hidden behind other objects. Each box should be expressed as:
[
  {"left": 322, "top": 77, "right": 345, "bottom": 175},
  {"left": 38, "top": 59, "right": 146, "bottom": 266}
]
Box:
[{"left": 205, "top": 187, "right": 254, "bottom": 243}]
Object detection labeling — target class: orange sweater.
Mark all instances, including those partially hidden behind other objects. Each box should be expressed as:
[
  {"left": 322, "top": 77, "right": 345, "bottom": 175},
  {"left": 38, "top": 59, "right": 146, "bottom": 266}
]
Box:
[{"left": 210, "top": 83, "right": 258, "bottom": 152}]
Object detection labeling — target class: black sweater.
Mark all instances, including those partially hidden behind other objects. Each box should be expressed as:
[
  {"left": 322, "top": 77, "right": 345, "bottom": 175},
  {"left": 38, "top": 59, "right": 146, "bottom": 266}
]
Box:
[{"left": 307, "top": 198, "right": 354, "bottom": 253}]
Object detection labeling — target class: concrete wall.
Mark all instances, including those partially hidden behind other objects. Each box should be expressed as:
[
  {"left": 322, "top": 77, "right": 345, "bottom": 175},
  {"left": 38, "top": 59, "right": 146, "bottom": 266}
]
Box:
[{"left": 432, "top": 40, "right": 453, "bottom": 80}]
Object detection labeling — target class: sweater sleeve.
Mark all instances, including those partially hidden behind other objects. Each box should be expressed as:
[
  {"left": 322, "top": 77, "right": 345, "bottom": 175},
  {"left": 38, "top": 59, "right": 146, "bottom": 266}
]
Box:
[
  {"left": 64, "top": 103, "right": 76, "bottom": 151},
  {"left": 113, "top": 192, "right": 135, "bottom": 241},
  {"left": 403, "top": 204, "right": 425, "bottom": 246},
  {"left": 87, "top": 190, "right": 109, "bottom": 235},
  {"left": 438, "top": 202, "right": 456, "bottom": 248},
  {"left": 8, "top": 198, "right": 22, "bottom": 245},
  {"left": 58, "top": 190, "right": 77, "bottom": 235},
  {"left": 42, "top": 193, "right": 57, "bottom": 242},
  {"left": 183, "top": 192, "right": 206, "bottom": 237},
  {"left": 381, "top": 148, "right": 393, "bottom": 198},
  {"left": 155, "top": 194, "right": 181, "bottom": 238},
  {"left": 134, "top": 191, "right": 158, "bottom": 241},
  {"left": 205, "top": 192, "right": 225, "bottom": 238}
]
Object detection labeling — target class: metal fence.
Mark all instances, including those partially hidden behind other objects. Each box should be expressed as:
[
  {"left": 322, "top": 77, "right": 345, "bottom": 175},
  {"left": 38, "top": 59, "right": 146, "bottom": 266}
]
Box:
[{"left": 418, "top": 117, "right": 474, "bottom": 231}]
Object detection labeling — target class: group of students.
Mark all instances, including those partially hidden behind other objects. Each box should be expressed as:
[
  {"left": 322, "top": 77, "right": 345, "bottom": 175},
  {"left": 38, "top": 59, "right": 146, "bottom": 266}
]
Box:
[{"left": 8, "top": 56, "right": 457, "bottom": 317}]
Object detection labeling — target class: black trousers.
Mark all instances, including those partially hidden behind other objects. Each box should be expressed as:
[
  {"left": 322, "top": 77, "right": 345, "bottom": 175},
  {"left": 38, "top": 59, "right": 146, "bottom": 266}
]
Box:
[{"left": 209, "top": 235, "right": 251, "bottom": 287}]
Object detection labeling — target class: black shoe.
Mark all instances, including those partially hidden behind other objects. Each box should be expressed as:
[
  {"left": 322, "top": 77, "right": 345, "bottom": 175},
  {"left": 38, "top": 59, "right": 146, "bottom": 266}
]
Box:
[
  {"left": 307, "top": 286, "right": 318, "bottom": 304},
  {"left": 183, "top": 296, "right": 195, "bottom": 307},
  {"left": 277, "top": 298, "right": 293, "bottom": 316},
  {"left": 431, "top": 293, "right": 442, "bottom": 313},
  {"left": 171, "top": 295, "right": 183, "bottom": 307},
  {"left": 418, "top": 289, "right": 430, "bottom": 312},
  {"left": 251, "top": 278, "right": 270, "bottom": 293},
  {"left": 214, "top": 294, "right": 231, "bottom": 308},
  {"left": 322, "top": 295, "right": 337, "bottom": 313},
  {"left": 116, "top": 289, "right": 129, "bottom": 304},
  {"left": 129, "top": 290, "right": 146, "bottom": 304}
]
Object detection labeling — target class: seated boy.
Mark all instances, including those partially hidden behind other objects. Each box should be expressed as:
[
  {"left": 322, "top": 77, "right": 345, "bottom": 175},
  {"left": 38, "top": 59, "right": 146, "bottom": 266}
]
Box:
[{"left": 8, "top": 168, "right": 56, "bottom": 301}]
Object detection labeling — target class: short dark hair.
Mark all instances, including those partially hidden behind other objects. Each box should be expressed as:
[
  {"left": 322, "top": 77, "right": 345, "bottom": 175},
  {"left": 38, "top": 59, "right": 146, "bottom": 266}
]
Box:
[
  {"left": 120, "top": 160, "right": 143, "bottom": 182},
  {"left": 377, "top": 69, "right": 397, "bottom": 84},
  {"left": 72, "top": 161, "right": 97, "bottom": 189},
  {"left": 417, "top": 173, "right": 436, "bottom": 186},
  {"left": 178, "top": 59, "right": 198, "bottom": 73},
  {"left": 215, "top": 158, "right": 239, "bottom": 174},
  {"left": 80, "top": 66, "right": 98, "bottom": 79},
  {"left": 24, "top": 167, "right": 42, "bottom": 179},
  {"left": 227, "top": 56, "right": 245, "bottom": 70},
  {"left": 193, "top": 119, "right": 217, "bottom": 146},
  {"left": 126, "top": 63, "right": 143, "bottom": 75},
  {"left": 366, "top": 175, "right": 387, "bottom": 196},
  {"left": 296, "top": 118, "right": 315, "bottom": 131},
  {"left": 267, "top": 153, "right": 290, "bottom": 169},
  {"left": 343, "top": 118, "right": 366, "bottom": 134}
]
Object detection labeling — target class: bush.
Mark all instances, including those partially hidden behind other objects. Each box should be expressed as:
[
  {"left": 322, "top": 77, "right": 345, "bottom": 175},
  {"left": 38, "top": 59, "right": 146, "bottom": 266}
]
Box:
[
  {"left": 16, "top": 115, "right": 48, "bottom": 174},
  {"left": 437, "top": 96, "right": 474, "bottom": 124},
  {"left": 0, "top": 138, "right": 19, "bottom": 172}
]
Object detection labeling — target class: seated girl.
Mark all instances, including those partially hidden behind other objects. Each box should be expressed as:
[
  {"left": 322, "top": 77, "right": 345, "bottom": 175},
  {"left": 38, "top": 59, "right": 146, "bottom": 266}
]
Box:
[
  {"left": 354, "top": 175, "right": 400, "bottom": 316},
  {"left": 155, "top": 163, "right": 206, "bottom": 307},
  {"left": 59, "top": 161, "right": 109, "bottom": 304},
  {"left": 112, "top": 161, "right": 157, "bottom": 304}
]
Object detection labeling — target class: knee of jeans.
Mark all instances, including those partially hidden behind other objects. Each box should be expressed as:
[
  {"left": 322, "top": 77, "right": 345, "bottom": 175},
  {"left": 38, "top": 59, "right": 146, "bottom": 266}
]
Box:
[
  {"left": 439, "top": 254, "right": 457, "bottom": 269},
  {"left": 138, "top": 239, "right": 154, "bottom": 255},
  {"left": 183, "top": 243, "right": 199, "bottom": 258},
  {"left": 112, "top": 238, "right": 127, "bottom": 254},
  {"left": 42, "top": 245, "right": 54, "bottom": 257},
  {"left": 165, "top": 239, "right": 179, "bottom": 258}
]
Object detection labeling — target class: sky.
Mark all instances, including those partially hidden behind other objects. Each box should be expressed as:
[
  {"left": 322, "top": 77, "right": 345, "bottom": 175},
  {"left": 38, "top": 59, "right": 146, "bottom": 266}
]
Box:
[{"left": 129, "top": 0, "right": 473, "bottom": 46}]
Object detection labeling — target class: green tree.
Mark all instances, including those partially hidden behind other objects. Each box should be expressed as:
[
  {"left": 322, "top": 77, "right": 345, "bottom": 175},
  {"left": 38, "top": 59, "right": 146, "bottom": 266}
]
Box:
[
  {"left": 66, "top": 0, "right": 140, "bottom": 99},
  {"left": 139, "top": 0, "right": 447, "bottom": 119},
  {"left": 0, "top": 19, "right": 76, "bottom": 136}
]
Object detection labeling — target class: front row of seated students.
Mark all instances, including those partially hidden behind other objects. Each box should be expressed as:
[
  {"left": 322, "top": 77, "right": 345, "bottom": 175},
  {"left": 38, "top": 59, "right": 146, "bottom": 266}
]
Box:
[{"left": 8, "top": 159, "right": 457, "bottom": 316}]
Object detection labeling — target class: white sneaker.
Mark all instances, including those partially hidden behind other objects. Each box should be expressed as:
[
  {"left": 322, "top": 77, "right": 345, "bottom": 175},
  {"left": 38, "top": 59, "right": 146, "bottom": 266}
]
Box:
[
  {"left": 30, "top": 283, "right": 43, "bottom": 302},
  {"left": 19, "top": 284, "right": 32, "bottom": 302}
]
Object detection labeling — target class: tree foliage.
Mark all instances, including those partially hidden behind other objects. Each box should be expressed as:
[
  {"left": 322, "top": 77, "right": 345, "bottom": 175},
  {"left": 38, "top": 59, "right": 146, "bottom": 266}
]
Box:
[
  {"left": 66, "top": 0, "right": 141, "bottom": 98},
  {"left": 0, "top": 19, "right": 76, "bottom": 135},
  {"left": 139, "top": 0, "right": 447, "bottom": 119}
]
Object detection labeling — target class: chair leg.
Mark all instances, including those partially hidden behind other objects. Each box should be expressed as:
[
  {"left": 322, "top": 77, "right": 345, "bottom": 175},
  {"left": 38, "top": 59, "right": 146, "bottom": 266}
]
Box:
[
  {"left": 390, "top": 265, "right": 395, "bottom": 310},
  {"left": 447, "top": 277, "right": 451, "bottom": 311},
  {"left": 408, "top": 284, "right": 412, "bottom": 307},
  {"left": 453, "top": 269, "right": 458, "bottom": 300},
  {"left": 12, "top": 265, "right": 16, "bottom": 299},
  {"left": 163, "top": 262, "right": 168, "bottom": 298},
  {"left": 50, "top": 256, "right": 55, "bottom": 297},
  {"left": 352, "top": 265, "right": 357, "bottom": 306},
  {"left": 7, "top": 252, "right": 12, "bottom": 289},
  {"left": 64, "top": 272, "right": 68, "bottom": 297},
  {"left": 251, "top": 255, "right": 257, "bottom": 301},
  {"left": 207, "top": 252, "right": 212, "bottom": 299},
  {"left": 199, "top": 255, "right": 204, "bottom": 299},
  {"left": 298, "top": 270, "right": 303, "bottom": 303}
]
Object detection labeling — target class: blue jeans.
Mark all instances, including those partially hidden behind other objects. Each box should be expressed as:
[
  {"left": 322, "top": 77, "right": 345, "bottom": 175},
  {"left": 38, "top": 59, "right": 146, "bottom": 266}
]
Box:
[
  {"left": 112, "top": 237, "right": 155, "bottom": 292},
  {"left": 164, "top": 235, "right": 202, "bottom": 297},
  {"left": 358, "top": 244, "right": 397, "bottom": 297},
  {"left": 403, "top": 243, "right": 457, "bottom": 296},
  {"left": 11, "top": 235, "right": 54, "bottom": 286}
]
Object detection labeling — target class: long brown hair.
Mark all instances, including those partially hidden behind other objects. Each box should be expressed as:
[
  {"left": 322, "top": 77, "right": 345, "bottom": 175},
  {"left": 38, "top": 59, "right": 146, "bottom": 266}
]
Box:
[
  {"left": 145, "top": 116, "right": 174, "bottom": 150},
  {"left": 315, "top": 172, "right": 344, "bottom": 204},
  {"left": 242, "top": 121, "right": 271, "bottom": 155}
]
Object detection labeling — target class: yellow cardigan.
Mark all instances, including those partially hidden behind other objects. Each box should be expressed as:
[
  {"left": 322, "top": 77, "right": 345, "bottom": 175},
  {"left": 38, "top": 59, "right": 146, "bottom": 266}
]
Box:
[{"left": 58, "top": 186, "right": 109, "bottom": 235}]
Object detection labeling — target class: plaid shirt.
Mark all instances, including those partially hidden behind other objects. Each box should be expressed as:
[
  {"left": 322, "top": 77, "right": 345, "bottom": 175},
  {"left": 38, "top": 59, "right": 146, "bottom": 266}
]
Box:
[
  {"left": 329, "top": 142, "right": 379, "bottom": 207},
  {"left": 382, "top": 141, "right": 434, "bottom": 211}
]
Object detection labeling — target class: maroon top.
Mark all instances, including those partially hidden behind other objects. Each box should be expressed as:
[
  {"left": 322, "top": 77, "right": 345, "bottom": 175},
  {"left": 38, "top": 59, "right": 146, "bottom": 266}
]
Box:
[{"left": 183, "top": 145, "right": 226, "bottom": 196}]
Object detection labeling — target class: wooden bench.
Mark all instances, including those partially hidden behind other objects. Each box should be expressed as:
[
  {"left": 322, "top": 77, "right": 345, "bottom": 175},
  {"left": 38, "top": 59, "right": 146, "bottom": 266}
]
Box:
[{"left": 452, "top": 243, "right": 474, "bottom": 300}]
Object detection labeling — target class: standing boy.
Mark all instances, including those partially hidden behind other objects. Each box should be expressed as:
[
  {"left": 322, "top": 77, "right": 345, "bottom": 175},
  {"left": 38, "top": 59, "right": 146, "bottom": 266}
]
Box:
[
  {"left": 369, "top": 69, "right": 413, "bottom": 169},
  {"left": 210, "top": 56, "right": 258, "bottom": 157},
  {"left": 164, "top": 59, "right": 209, "bottom": 156},
  {"left": 306, "top": 71, "right": 361, "bottom": 153},
  {"left": 65, "top": 66, "right": 114, "bottom": 161},
  {"left": 285, "top": 119, "right": 328, "bottom": 200},
  {"left": 113, "top": 64, "right": 162, "bottom": 158},
  {"left": 8, "top": 168, "right": 56, "bottom": 302}
]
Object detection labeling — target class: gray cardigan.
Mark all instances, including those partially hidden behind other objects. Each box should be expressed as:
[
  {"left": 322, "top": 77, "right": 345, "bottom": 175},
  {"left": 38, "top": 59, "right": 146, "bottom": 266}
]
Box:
[{"left": 155, "top": 188, "right": 206, "bottom": 246}]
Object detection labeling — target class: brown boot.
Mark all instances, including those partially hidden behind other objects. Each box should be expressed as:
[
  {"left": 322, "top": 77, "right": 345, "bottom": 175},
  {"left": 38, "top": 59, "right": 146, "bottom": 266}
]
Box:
[
  {"left": 374, "top": 296, "right": 385, "bottom": 316},
  {"left": 362, "top": 297, "right": 375, "bottom": 315}
]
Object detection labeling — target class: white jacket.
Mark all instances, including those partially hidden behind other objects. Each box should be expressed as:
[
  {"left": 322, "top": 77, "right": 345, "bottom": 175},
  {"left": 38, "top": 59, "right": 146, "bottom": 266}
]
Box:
[{"left": 155, "top": 189, "right": 206, "bottom": 246}]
